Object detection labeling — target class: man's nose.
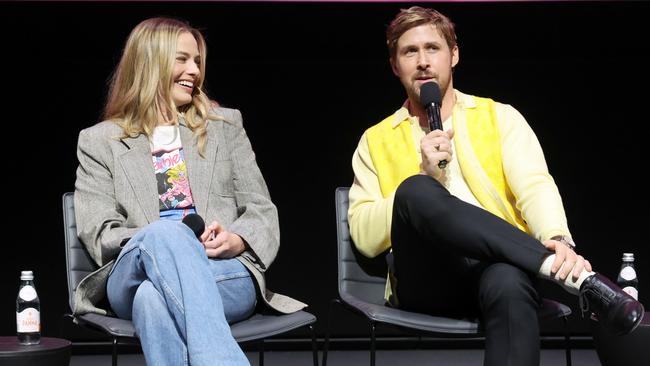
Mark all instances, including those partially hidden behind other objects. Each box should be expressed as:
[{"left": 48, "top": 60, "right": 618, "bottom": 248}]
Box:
[{"left": 416, "top": 50, "right": 430, "bottom": 70}]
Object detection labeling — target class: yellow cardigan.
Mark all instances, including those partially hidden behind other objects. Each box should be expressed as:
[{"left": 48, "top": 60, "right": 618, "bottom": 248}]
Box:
[
  {"left": 348, "top": 90, "right": 571, "bottom": 259},
  {"left": 367, "top": 94, "right": 529, "bottom": 232}
]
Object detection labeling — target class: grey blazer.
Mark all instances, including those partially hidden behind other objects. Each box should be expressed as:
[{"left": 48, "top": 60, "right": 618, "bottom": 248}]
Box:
[{"left": 73, "top": 107, "right": 306, "bottom": 316}]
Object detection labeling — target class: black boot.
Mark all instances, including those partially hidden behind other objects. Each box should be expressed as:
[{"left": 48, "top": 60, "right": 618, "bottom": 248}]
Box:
[{"left": 580, "top": 273, "right": 644, "bottom": 335}]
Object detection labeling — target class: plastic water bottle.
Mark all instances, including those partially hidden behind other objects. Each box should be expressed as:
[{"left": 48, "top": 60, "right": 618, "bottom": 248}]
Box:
[
  {"left": 616, "top": 253, "right": 639, "bottom": 300},
  {"left": 16, "top": 270, "right": 41, "bottom": 345}
]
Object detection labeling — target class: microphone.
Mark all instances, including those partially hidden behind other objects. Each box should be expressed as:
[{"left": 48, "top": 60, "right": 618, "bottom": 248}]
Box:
[
  {"left": 419, "top": 81, "right": 447, "bottom": 169},
  {"left": 182, "top": 213, "right": 205, "bottom": 238}
]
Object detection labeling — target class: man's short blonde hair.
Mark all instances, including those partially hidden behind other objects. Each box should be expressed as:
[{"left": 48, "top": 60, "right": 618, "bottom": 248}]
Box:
[{"left": 386, "top": 6, "right": 457, "bottom": 58}]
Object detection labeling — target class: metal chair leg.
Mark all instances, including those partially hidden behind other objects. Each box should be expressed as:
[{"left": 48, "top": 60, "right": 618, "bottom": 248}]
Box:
[
  {"left": 322, "top": 299, "right": 339, "bottom": 366},
  {"left": 112, "top": 337, "right": 118, "bottom": 366},
  {"left": 258, "top": 339, "right": 264, "bottom": 366},
  {"left": 370, "top": 321, "right": 376, "bottom": 366},
  {"left": 563, "top": 316, "right": 572, "bottom": 366},
  {"left": 310, "top": 324, "right": 319, "bottom": 366}
]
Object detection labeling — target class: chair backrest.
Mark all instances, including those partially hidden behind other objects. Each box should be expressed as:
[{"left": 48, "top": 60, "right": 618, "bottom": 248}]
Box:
[
  {"left": 62, "top": 192, "right": 99, "bottom": 312},
  {"left": 335, "top": 187, "right": 389, "bottom": 306}
]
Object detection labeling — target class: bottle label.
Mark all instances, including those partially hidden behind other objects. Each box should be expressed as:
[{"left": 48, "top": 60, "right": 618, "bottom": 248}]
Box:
[
  {"left": 622, "top": 286, "right": 639, "bottom": 300},
  {"left": 620, "top": 267, "right": 637, "bottom": 281},
  {"left": 16, "top": 308, "right": 40, "bottom": 333},
  {"left": 18, "top": 286, "right": 37, "bottom": 301}
]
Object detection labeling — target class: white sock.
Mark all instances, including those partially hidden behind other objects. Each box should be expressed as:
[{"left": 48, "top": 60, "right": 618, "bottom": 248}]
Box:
[{"left": 538, "top": 254, "right": 595, "bottom": 295}]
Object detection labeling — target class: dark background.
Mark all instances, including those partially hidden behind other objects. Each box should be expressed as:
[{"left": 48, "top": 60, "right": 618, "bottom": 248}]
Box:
[{"left": 2, "top": 0, "right": 649, "bottom": 344}]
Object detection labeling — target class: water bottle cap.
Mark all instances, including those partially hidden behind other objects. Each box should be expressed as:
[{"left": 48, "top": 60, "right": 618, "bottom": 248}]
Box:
[
  {"left": 622, "top": 253, "right": 634, "bottom": 262},
  {"left": 20, "top": 271, "right": 34, "bottom": 280}
]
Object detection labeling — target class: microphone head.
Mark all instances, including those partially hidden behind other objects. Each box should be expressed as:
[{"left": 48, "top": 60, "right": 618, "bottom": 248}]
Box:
[
  {"left": 182, "top": 213, "right": 205, "bottom": 238},
  {"left": 419, "top": 81, "right": 442, "bottom": 106}
]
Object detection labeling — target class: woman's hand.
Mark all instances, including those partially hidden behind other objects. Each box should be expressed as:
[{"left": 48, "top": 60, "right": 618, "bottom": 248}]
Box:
[{"left": 200, "top": 221, "right": 246, "bottom": 258}]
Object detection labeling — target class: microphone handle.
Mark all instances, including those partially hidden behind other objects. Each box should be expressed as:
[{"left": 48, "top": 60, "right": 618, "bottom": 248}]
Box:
[{"left": 426, "top": 104, "right": 448, "bottom": 169}]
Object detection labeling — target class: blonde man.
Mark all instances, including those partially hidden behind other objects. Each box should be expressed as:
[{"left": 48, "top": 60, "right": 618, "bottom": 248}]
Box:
[{"left": 349, "top": 7, "right": 643, "bottom": 366}]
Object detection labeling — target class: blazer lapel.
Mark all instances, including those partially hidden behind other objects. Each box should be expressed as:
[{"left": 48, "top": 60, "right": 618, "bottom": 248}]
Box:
[
  {"left": 181, "top": 119, "right": 218, "bottom": 218},
  {"left": 118, "top": 134, "right": 159, "bottom": 223}
]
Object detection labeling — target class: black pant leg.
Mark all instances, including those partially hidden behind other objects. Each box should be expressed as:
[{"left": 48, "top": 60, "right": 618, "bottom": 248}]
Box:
[
  {"left": 478, "top": 263, "right": 541, "bottom": 366},
  {"left": 390, "top": 175, "right": 546, "bottom": 365},
  {"left": 391, "top": 174, "right": 549, "bottom": 275},
  {"left": 391, "top": 197, "right": 482, "bottom": 316}
]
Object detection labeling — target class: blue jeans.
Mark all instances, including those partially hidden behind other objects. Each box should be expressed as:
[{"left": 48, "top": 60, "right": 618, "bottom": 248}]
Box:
[{"left": 107, "top": 220, "right": 256, "bottom": 366}]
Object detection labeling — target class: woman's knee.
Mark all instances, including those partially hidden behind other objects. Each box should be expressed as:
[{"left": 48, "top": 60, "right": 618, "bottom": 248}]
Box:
[
  {"left": 143, "top": 220, "right": 192, "bottom": 238},
  {"left": 132, "top": 220, "right": 201, "bottom": 253}
]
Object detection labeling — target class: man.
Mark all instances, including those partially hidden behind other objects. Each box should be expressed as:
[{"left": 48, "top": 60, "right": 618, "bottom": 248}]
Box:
[{"left": 348, "top": 6, "right": 644, "bottom": 366}]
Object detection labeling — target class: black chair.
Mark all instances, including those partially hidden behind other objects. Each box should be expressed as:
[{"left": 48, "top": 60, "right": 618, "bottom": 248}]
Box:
[
  {"left": 63, "top": 192, "right": 319, "bottom": 366},
  {"left": 322, "top": 186, "right": 573, "bottom": 366}
]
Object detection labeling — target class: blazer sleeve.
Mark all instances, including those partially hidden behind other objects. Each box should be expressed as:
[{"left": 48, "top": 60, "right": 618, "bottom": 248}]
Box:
[
  {"left": 74, "top": 127, "right": 140, "bottom": 266},
  {"left": 225, "top": 110, "right": 280, "bottom": 271}
]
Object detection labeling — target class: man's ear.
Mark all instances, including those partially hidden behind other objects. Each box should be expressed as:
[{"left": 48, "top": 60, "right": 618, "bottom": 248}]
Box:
[
  {"left": 390, "top": 57, "right": 399, "bottom": 77},
  {"left": 451, "top": 45, "right": 459, "bottom": 68}
]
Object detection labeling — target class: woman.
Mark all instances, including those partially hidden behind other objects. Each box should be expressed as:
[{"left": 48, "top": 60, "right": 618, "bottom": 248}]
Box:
[{"left": 73, "top": 17, "right": 305, "bottom": 365}]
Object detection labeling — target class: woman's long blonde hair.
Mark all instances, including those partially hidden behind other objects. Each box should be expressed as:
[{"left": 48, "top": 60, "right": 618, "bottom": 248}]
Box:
[{"left": 104, "top": 17, "right": 217, "bottom": 154}]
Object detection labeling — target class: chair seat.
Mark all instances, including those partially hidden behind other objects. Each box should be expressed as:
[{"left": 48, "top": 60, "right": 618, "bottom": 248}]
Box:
[
  {"left": 539, "top": 298, "right": 573, "bottom": 319},
  {"left": 78, "top": 313, "right": 136, "bottom": 338},
  {"left": 77, "top": 310, "right": 317, "bottom": 343},
  {"left": 231, "top": 311, "right": 317, "bottom": 343},
  {"left": 340, "top": 294, "right": 572, "bottom": 336},
  {"left": 341, "top": 293, "right": 480, "bottom": 335}
]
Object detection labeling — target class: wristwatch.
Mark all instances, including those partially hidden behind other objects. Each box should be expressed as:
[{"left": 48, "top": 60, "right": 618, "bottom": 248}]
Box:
[{"left": 551, "top": 235, "right": 576, "bottom": 250}]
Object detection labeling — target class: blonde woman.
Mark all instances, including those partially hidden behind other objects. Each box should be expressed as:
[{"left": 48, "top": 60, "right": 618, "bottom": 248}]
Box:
[{"left": 73, "top": 17, "right": 305, "bottom": 365}]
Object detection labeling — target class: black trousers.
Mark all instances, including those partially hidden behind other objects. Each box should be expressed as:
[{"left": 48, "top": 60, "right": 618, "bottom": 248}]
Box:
[{"left": 391, "top": 175, "right": 551, "bottom": 366}]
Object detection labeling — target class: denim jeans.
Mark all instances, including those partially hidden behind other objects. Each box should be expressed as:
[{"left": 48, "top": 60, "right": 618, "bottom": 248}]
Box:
[{"left": 107, "top": 220, "right": 256, "bottom": 366}]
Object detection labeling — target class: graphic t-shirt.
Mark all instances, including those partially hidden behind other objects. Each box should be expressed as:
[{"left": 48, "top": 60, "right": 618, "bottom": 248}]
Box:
[{"left": 151, "top": 125, "right": 196, "bottom": 220}]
